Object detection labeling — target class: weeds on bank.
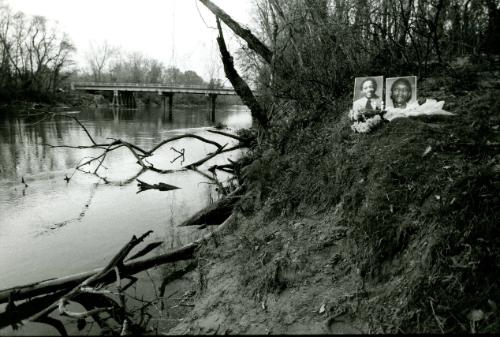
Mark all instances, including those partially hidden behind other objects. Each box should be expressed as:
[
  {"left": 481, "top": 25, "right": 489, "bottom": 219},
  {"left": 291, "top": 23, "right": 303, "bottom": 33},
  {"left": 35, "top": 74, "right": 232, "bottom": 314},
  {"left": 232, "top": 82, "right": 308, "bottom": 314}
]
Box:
[{"left": 235, "top": 76, "right": 500, "bottom": 333}]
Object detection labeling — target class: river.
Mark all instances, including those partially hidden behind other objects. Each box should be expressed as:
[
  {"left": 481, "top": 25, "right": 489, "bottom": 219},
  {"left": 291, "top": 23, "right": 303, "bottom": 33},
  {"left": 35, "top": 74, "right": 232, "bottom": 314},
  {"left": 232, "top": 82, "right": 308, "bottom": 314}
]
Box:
[{"left": 0, "top": 103, "right": 251, "bottom": 335}]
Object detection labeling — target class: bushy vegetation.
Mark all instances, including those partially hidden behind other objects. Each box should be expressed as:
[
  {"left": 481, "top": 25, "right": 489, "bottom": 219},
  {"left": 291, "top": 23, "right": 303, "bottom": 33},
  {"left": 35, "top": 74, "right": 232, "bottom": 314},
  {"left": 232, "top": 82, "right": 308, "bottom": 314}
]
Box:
[
  {"left": 241, "top": 0, "right": 500, "bottom": 112},
  {"left": 0, "top": 2, "right": 75, "bottom": 102},
  {"left": 225, "top": 0, "right": 500, "bottom": 333},
  {"left": 0, "top": 2, "right": 232, "bottom": 105},
  {"left": 235, "top": 71, "right": 500, "bottom": 332}
]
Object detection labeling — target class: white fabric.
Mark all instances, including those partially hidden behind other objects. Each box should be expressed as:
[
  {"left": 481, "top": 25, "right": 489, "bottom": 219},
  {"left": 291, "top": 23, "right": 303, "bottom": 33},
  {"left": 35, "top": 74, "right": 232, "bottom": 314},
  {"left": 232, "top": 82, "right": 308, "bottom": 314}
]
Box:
[{"left": 383, "top": 99, "right": 454, "bottom": 121}]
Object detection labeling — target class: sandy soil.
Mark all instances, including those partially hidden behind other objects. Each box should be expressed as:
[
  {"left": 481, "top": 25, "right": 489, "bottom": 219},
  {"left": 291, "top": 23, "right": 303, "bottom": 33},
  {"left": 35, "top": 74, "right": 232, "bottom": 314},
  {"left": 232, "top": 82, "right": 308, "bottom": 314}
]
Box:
[{"left": 166, "top": 213, "right": 371, "bottom": 334}]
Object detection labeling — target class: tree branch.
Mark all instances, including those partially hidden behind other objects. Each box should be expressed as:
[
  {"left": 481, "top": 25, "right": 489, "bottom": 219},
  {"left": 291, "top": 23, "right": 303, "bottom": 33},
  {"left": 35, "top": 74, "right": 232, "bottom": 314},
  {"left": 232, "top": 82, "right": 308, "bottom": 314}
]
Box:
[
  {"left": 216, "top": 17, "right": 268, "bottom": 129},
  {"left": 136, "top": 179, "right": 180, "bottom": 193},
  {"left": 29, "top": 231, "right": 153, "bottom": 321},
  {"left": 199, "top": 0, "right": 273, "bottom": 64},
  {"left": 0, "top": 214, "right": 238, "bottom": 310}
]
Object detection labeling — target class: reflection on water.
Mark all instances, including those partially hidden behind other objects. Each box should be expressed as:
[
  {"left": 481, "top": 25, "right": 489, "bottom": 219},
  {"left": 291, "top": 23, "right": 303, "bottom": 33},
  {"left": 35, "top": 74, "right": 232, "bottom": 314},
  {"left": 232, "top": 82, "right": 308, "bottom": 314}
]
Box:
[{"left": 0, "top": 104, "right": 251, "bottom": 290}]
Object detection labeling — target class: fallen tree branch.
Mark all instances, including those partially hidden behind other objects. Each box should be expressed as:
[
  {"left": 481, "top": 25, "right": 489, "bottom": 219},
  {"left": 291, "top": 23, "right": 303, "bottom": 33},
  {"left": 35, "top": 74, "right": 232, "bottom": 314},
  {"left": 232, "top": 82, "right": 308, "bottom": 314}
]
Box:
[
  {"left": 184, "top": 143, "right": 245, "bottom": 169},
  {"left": 29, "top": 231, "right": 154, "bottom": 321},
  {"left": 179, "top": 187, "right": 242, "bottom": 227},
  {"left": 54, "top": 113, "right": 99, "bottom": 147},
  {"left": 159, "top": 261, "right": 198, "bottom": 298},
  {"left": 31, "top": 111, "right": 249, "bottom": 189},
  {"left": 58, "top": 298, "right": 112, "bottom": 319},
  {"left": 37, "top": 112, "right": 247, "bottom": 183},
  {"left": 147, "top": 134, "right": 223, "bottom": 154},
  {"left": 0, "top": 290, "right": 67, "bottom": 330},
  {"left": 0, "top": 214, "right": 237, "bottom": 307},
  {"left": 208, "top": 130, "right": 248, "bottom": 143},
  {"left": 208, "top": 163, "right": 235, "bottom": 175},
  {"left": 136, "top": 179, "right": 180, "bottom": 193}
]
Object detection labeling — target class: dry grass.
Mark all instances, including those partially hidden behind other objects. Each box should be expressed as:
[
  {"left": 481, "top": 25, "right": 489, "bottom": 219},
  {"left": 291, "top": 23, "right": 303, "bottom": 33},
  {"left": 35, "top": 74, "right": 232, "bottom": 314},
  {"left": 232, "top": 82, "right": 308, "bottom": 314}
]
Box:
[{"left": 231, "top": 75, "right": 500, "bottom": 333}]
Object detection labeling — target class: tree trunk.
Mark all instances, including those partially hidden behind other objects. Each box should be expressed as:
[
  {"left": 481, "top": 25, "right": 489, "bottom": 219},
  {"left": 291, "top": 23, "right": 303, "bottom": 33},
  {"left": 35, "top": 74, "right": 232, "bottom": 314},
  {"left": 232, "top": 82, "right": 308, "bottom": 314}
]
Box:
[
  {"left": 216, "top": 18, "right": 268, "bottom": 129},
  {"left": 179, "top": 187, "right": 241, "bottom": 227},
  {"left": 199, "top": 0, "right": 273, "bottom": 64}
]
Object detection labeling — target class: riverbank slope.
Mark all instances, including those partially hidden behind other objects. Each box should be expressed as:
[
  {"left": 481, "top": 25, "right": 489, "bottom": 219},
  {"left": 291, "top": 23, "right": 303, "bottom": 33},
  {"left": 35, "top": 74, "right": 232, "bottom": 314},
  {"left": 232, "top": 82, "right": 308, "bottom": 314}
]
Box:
[{"left": 166, "top": 71, "right": 500, "bottom": 334}]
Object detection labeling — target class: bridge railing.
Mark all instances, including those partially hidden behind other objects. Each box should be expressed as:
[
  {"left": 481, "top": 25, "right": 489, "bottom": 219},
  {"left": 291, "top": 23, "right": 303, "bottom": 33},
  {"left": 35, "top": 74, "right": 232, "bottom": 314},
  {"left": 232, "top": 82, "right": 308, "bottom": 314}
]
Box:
[{"left": 71, "top": 82, "right": 235, "bottom": 91}]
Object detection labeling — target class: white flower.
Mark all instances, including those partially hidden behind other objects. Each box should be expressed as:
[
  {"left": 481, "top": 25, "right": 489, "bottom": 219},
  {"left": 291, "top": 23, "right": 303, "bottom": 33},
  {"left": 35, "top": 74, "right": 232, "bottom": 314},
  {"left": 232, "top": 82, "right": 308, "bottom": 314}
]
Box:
[{"left": 350, "top": 114, "right": 382, "bottom": 133}]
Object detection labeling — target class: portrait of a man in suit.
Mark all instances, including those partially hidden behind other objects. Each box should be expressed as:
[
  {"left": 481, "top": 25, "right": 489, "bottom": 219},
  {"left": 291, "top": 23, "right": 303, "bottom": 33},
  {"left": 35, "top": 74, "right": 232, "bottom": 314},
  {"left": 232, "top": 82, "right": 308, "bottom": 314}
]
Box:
[{"left": 352, "top": 76, "right": 383, "bottom": 113}]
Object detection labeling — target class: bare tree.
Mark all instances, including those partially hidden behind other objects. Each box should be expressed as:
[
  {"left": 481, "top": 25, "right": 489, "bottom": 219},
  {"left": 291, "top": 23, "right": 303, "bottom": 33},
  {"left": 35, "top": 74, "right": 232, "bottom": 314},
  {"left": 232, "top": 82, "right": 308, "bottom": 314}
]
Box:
[
  {"left": 86, "top": 40, "right": 117, "bottom": 82},
  {"left": 0, "top": 4, "right": 75, "bottom": 98}
]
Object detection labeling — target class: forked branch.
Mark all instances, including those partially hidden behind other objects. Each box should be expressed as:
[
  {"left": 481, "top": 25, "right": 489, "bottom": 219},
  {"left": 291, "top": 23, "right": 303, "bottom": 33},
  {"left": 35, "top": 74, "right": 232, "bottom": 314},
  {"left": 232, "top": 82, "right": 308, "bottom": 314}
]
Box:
[{"left": 36, "top": 112, "right": 248, "bottom": 185}]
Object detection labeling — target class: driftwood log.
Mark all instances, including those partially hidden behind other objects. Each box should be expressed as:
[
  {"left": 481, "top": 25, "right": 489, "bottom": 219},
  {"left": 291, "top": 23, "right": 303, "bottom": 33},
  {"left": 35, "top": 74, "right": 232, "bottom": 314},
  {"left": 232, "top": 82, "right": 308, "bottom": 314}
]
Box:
[
  {"left": 178, "top": 187, "right": 242, "bottom": 228},
  {"left": 136, "top": 179, "right": 180, "bottom": 193},
  {"left": 0, "top": 214, "right": 237, "bottom": 307},
  {"left": 28, "top": 231, "right": 155, "bottom": 321}
]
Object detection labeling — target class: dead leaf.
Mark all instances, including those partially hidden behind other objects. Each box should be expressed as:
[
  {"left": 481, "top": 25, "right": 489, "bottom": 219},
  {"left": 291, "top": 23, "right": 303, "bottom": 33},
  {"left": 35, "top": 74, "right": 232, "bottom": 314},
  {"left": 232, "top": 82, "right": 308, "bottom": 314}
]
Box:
[
  {"left": 467, "top": 309, "right": 485, "bottom": 322},
  {"left": 422, "top": 145, "right": 432, "bottom": 157},
  {"left": 488, "top": 300, "right": 497, "bottom": 312}
]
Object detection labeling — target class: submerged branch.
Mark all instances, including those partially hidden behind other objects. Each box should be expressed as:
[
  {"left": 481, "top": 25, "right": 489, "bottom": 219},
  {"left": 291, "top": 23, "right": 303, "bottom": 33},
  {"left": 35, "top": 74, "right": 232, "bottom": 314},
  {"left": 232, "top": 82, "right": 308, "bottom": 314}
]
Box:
[
  {"left": 179, "top": 187, "right": 242, "bottom": 227},
  {"left": 0, "top": 214, "right": 238, "bottom": 307},
  {"left": 35, "top": 111, "right": 248, "bottom": 184},
  {"left": 136, "top": 179, "right": 180, "bottom": 193},
  {"left": 147, "top": 134, "right": 223, "bottom": 154},
  {"left": 55, "top": 113, "right": 98, "bottom": 146},
  {"left": 208, "top": 129, "right": 248, "bottom": 143}
]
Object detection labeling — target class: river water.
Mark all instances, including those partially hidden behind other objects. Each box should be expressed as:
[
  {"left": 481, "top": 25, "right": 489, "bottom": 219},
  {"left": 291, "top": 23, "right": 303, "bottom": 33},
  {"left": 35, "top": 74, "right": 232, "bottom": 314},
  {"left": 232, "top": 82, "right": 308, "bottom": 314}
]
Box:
[{"left": 0, "top": 104, "right": 251, "bottom": 291}]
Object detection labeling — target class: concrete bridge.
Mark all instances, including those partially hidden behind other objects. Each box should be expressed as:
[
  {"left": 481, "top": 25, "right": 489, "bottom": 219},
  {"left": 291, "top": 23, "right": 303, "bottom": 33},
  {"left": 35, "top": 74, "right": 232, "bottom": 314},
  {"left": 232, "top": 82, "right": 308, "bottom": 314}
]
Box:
[{"left": 70, "top": 82, "right": 238, "bottom": 121}]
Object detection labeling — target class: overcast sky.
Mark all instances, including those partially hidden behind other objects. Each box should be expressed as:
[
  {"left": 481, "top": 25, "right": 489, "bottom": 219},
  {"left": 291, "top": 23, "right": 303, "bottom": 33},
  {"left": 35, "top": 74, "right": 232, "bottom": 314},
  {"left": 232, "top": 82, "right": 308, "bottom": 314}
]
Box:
[{"left": 4, "top": 0, "right": 255, "bottom": 81}]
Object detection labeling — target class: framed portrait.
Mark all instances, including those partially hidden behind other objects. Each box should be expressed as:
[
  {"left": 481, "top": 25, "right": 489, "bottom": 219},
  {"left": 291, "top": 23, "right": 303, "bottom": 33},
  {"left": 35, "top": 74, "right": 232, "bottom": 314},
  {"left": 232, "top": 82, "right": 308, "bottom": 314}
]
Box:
[
  {"left": 385, "top": 76, "right": 417, "bottom": 110},
  {"left": 352, "top": 76, "right": 384, "bottom": 112}
]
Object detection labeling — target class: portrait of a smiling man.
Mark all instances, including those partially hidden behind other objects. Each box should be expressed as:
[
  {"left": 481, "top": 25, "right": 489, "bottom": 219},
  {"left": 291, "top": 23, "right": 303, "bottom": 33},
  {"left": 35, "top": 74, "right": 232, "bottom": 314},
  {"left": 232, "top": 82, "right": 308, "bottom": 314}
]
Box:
[
  {"left": 352, "top": 76, "right": 383, "bottom": 113},
  {"left": 385, "top": 76, "right": 417, "bottom": 110}
]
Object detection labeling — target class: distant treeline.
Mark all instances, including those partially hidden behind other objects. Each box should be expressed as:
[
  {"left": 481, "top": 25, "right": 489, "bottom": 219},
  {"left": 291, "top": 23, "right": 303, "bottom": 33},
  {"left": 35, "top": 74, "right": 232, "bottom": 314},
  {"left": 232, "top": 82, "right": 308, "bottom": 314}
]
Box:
[
  {"left": 248, "top": 0, "right": 500, "bottom": 110},
  {"left": 75, "top": 43, "right": 236, "bottom": 105},
  {"left": 0, "top": 3, "right": 236, "bottom": 105},
  {"left": 0, "top": 3, "right": 75, "bottom": 102}
]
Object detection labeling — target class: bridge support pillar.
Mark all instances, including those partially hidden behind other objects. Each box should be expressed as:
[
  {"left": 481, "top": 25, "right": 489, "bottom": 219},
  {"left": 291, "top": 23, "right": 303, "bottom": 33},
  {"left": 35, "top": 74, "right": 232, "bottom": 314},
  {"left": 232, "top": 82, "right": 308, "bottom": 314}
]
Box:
[
  {"left": 112, "top": 90, "right": 121, "bottom": 107},
  {"left": 209, "top": 94, "right": 217, "bottom": 122},
  {"left": 168, "top": 93, "right": 174, "bottom": 120},
  {"left": 162, "top": 93, "right": 174, "bottom": 121}
]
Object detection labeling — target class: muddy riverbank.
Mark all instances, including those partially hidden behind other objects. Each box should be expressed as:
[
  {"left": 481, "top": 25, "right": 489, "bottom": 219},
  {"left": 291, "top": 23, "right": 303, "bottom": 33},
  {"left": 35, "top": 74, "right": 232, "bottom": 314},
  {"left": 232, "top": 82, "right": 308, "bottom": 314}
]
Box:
[{"left": 163, "top": 75, "right": 500, "bottom": 334}]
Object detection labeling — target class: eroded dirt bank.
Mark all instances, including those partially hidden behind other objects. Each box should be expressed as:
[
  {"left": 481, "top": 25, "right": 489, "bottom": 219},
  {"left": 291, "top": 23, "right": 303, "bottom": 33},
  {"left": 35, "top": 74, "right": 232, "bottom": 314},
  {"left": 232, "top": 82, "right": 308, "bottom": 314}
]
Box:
[{"left": 165, "top": 75, "right": 500, "bottom": 334}]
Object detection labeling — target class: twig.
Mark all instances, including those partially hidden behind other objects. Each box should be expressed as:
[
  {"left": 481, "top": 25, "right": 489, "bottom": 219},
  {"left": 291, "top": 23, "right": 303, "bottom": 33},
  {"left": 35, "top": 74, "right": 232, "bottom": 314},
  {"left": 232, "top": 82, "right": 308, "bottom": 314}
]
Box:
[
  {"left": 208, "top": 129, "right": 246, "bottom": 142},
  {"left": 58, "top": 114, "right": 98, "bottom": 146},
  {"left": 184, "top": 144, "right": 228, "bottom": 169},
  {"left": 429, "top": 299, "right": 445, "bottom": 334},
  {"left": 58, "top": 298, "right": 112, "bottom": 319},
  {"left": 170, "top": 147, "right": 185, "bottom": 164},
  {"left": 38, "top": 112, "right": 248, "bottom": 183},
  {"left": 147, "top": 134, "right": 223, "bottom": 154},
  {"left": 30, "top": 231, "right": 153, "bottom": 321},
  {"left": 120, "top": 318, "right": 129, "bottom": 336}
]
